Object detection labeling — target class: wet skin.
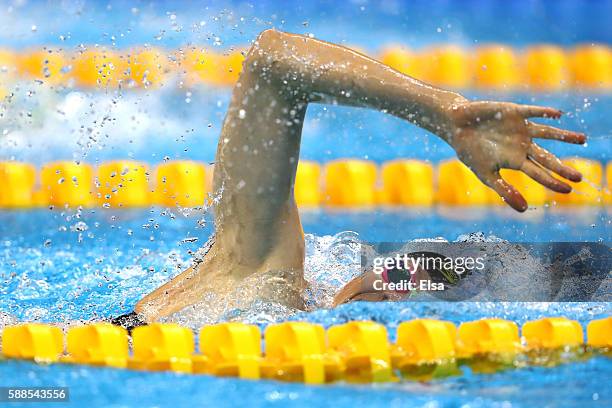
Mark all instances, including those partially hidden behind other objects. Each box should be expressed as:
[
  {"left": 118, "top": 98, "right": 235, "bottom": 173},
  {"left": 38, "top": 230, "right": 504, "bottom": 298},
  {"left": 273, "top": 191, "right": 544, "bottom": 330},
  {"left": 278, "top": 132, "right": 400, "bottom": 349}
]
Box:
[{"left": 132, "top": 29, "right": 586, "bottom": 322}]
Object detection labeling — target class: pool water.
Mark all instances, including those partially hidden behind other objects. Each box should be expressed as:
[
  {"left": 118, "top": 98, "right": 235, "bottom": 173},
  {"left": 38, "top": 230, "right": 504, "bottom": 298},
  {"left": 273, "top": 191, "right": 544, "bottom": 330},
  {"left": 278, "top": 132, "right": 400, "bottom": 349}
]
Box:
[
  {"left": 3, "top": 90, "right": 610, "bottom": 166},
  {"left": 2, "top": 352, "right": 609, "bottom": 408},
  {"left": 1, "top": 208, "right": 609, "bottom": 321},
  {"left": 1, "top": 209, "right": 610, "bottom": 407},
  {"left": 1, "top": 0, "right": 611, "bottom": 406}
]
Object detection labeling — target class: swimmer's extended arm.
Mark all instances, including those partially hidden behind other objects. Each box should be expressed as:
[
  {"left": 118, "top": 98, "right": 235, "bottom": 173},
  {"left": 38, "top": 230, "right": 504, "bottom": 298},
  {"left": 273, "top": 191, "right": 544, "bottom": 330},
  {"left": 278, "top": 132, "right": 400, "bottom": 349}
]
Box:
[
  {"left": 122, "top": 30, "right": 588, "bottom": 323},
  {"left": 250, "top": 29, "right": 586, "bottom": 211}
]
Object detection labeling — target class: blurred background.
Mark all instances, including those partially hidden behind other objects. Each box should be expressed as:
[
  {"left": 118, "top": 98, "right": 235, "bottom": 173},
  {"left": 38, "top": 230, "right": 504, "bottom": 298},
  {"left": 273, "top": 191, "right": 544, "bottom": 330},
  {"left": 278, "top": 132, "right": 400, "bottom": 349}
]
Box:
[{"left": 0, "top": 0, "right": 609, "bottom": 166}]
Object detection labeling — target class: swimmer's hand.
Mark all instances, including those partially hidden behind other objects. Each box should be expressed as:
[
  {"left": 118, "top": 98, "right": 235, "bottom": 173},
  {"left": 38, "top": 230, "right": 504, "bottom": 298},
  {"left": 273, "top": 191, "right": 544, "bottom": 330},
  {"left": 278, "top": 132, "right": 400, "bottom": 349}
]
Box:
[{"left": 441, "top": 100, "right": 586, "bottom": 211}]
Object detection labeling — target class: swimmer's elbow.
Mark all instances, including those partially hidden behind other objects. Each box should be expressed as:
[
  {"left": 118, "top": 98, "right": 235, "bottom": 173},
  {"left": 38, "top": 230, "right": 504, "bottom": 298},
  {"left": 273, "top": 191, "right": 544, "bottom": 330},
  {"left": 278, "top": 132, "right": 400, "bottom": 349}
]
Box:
[
  {"left": 244, "top": 29, "right": 306, "bottom": 85},
  {"left": 245, "top": 29, "right": 287, "bottom": 68},
  {"left": 255, "top": 29, "right": 285, "bottom": 49}
]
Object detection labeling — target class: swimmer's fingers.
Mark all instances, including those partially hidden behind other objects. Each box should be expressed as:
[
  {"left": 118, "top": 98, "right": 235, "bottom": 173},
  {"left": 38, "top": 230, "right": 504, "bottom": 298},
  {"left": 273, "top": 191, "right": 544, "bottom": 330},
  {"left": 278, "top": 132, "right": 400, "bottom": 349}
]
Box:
[
  {"left": 528, "top": 144, "right": 583, "bottom": 182},
  {"left": 527, "top": 122, "right": 586, "bottom": 144},
  {"left": 484, "top": 171, "right": 528, "bottom": 212},
  {"left": 514, "top": 105, "right": 562, "bottom": 119},
  {"left": 521, "top": 160, "right": 572, "bottom": 193},
  {"left": 462, "top": 102, "right": 561, "bottom": 121}
]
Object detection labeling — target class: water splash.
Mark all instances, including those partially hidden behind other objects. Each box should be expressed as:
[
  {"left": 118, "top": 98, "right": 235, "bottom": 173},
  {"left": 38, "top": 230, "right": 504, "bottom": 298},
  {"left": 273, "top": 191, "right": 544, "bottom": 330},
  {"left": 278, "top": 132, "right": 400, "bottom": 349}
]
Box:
[{"left": 0, "top": 208, "right": 608, "bottom": 330}]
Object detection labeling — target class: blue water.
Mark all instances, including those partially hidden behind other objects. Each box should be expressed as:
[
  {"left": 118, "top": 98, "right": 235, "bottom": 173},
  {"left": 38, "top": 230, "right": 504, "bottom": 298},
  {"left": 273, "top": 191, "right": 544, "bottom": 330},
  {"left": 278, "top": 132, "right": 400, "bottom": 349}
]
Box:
[
  {"left": 0, "top": 209, "right": 611, "bottom": 408},
  {"left": 1, "top": 0, "right": 611, "bottom": 407},
  {"left": 1, "top": 353, "right": 609, "bottom": 408},
  {"left": 2, "top": 0, "right": 611, "bottom": 48},
  {"left": 1, "top": 208, "right": 609, "bottom": 320}
]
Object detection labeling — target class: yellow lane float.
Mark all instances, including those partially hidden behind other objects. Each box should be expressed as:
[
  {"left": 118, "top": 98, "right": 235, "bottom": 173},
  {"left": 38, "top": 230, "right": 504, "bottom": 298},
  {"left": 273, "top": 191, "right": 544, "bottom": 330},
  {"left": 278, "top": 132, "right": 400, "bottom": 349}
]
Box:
[
  {"left": 549, "top": 158, "right": 603, "bottom": 205},
  {"left": 129, "top": 324, "right": 194, "bottom": 373},
  {"left": 474, "top": 45, "right": 520, "bottom": 90},
  {"left": 181, "top": 48, "right": 244, "bottom": 86},
  {"left": 2, "top": 324, "right": 63, "bottom": 363},
  {"left": 1, "top": 317, "right": 609, "bottom": 382},
  {"left": 40, "top": 161, "right": 95, "bottom": 207},
  {"left": 456, "top": 319, "right": 521, "bottom": 357},
  {"left": 0, "top": 158, "right": 608, "bottom": 209},
  {"left": 294, "top": 161, "right": 321, "bottom": 207},
  {"left": 195, "top": 322, "right": 261, "bottom": 379},
  {"left": 379, "top": 46, "right": 424, "bottom": 80},
  {"left": 125, "top": 48, "right": 168, "bottom": 88},
  {"left": 587, "top": 317, "right": 612, "bottom": 349},
  {"left": 263, "top": 322, "right": 341, "bottom": 384},
  {"left": 63, "top": 323, "right": 128, "bottom": 368},
  {"left": 380, "top": 159, "right": 434, "bottom": 206},
  {"left": 522, "top": 317, "right": 584, "bottom": 350},
  {"left": 437, "top": 160, "right": 496, "bottom": 205},
  {"left": 606, "top": 162, "right": 612, "bottom": 204},
  {"left": 499, "top": 168, "right": 547, "bottom": 206},
  {"left": 180, "top": 48, "right": 212, "bottom": 86},
  {"left": 324, "top": 160, "right": 377, "bottom": 207},
  {"left": 523, "top": 45, "right": 569, "bottom": 90},
  {"left": 456, "top": 319, "right": 521, "bottom": 373},
  {"left": 422, "top": 46, "right": 471, "bottom": 89},
  {"left": 2, "top": 44, "right": 611, "bottom": 90},
  {"left": 392, "top": 319, "right": 458, "bottom": 379},
  {"left": 17, "top": 48, "right": 67, "bottom": 84},
  {"left": 327, "top": 321, "right": 392, "bottom": 382},
  {"left": 96, "top": 161, "right": 150, "bottom": 208},
  {"left": 71, "top": 49, "right": 126, "bottom": 88},
  {"left": 218, "top": 51, "right": 246, "bottom": 85},
  {"left": 0, "top": 162, "right": 36, "bottom": 208},
  {"left": 155, "top": 161, "right": 207, "bottom": 207},
  {"left": 571, "top": 44, "right": 611, "bottom": 89}
]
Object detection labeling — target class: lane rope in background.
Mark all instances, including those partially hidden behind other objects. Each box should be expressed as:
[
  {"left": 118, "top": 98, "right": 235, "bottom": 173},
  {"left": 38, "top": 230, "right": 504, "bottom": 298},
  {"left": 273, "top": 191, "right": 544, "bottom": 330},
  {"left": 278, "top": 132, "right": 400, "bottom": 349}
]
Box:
[
  {"left": 0, "top": 159, "right": 610, "bottom": 208},
  {"left": 0, "top": 44, "right": 610, "bottom": 92}
]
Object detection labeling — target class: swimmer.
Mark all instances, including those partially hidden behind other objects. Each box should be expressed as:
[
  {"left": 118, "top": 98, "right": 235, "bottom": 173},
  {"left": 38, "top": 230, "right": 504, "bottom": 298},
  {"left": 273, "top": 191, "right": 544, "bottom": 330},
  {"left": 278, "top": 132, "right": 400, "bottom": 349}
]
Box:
[{"left": 112, "top": 29, "right": 586, "bottom": 329}]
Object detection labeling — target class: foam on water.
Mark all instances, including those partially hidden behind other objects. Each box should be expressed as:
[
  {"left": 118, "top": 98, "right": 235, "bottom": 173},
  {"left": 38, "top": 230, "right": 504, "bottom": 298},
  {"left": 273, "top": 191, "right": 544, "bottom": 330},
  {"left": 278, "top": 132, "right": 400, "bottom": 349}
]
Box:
[
  {"left": 157, "top": 231, "right": 363, "bottom": 328},
  {"left": 160, "top": 230, "right": 610, "bottom": 327}
]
